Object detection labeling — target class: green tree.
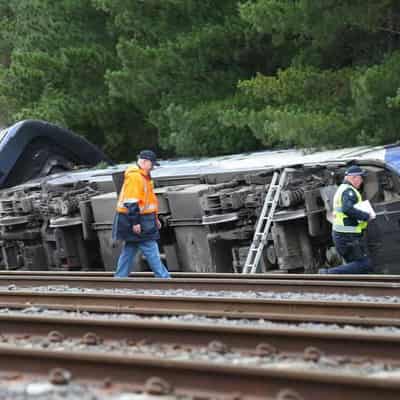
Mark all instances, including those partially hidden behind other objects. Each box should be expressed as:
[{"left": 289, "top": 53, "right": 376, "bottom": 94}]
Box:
[
  {"left": 227, "top": 0, "right": 400, "bottom": 148},
  {"left": 1, "top": 1, "right": 400, "bottom": 159},
  {"left": 0, "top": 0, "right": 158, "bottom": 161},
  {"left": 95, "top": 0, "right": 271, "bottom": 155}
]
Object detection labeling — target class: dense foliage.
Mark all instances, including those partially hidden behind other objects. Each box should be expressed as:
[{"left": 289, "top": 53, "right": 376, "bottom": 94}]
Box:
[{"left": 0, "top": 1, "right": 399, "bottom": 160}]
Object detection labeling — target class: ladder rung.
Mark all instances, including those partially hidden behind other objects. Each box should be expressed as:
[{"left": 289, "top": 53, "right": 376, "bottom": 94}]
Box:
[{"left": 243, "top": 169, "right": 287, "bottom": 274}]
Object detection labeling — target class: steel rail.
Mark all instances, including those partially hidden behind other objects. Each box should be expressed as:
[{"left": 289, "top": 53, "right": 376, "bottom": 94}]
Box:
[
  {"left": 0, "top": 372, "right": 267, "bottom": 400},
  {"left": 0, "top": 290, "right": 399, "bottom": 319},
  {"left": 1, "top": 270, "right": 400, "bottom": 281},
  {"left": 0, "top": 313, "right": 399, "bottom": 363},
  {"left": 2, "top": 302, "right": 400, "bottom": 327},
  {"left": 0, "top": 344, "right": 399, "bottom": 400},
  {"left": 1, "top": 276, "right": 400, "bottom": 296}
]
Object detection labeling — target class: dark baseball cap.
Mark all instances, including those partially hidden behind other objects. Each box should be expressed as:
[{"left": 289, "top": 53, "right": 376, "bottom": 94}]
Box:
[
  {"left": 138, "top": 150, "right": 160, "bottom": 166},
  {"left": 345, "top": 165, "right": 366, "bottom": 176}
]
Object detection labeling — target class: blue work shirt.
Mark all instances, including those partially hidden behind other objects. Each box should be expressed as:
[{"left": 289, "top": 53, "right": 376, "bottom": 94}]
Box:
[{"left": 340, "top": 184, "right": 369, "bottom": 227}]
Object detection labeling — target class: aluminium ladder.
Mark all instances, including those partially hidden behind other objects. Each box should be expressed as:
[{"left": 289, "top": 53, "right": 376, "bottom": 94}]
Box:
[{"left": 242, "top": 169, "right": 287, "bottom": 274}]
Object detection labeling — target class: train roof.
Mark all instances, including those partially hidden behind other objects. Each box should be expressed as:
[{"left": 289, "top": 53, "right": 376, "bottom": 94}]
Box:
[
  {"left": 1, "top": 119, "right": 399, "bottom": 190},
  {"left": 20, "top": 143, "right": 400, "bottom": 191}
]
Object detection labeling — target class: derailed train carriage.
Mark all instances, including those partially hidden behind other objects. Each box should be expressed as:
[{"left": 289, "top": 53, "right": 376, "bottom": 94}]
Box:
[{"left": 0, "top": 120, "right": 400, "bottom": 274}]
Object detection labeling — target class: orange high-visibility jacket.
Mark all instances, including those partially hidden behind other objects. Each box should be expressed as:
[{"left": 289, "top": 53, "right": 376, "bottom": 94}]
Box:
[{"left": 116, "top": 166, "right": 158, "bottom": 215}]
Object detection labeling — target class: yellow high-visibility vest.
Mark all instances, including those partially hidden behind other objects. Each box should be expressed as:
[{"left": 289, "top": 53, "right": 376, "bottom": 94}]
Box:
[{"left": 333, "top": 183, "right": 368, "bottom": 233}]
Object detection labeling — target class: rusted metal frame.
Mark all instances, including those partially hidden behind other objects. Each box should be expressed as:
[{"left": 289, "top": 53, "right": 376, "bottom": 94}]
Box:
[
  {"left": 1, "top": 276, "right": 400, "bottom": 296},
  {"left": 0, "top": 291, "right": 399, "bottom": 319},
  {"left": 0, "top": 346, "right": 399, "bottom": 400},
  {"left": 1, "top": 313, "right": 400, "bottom": 363}
]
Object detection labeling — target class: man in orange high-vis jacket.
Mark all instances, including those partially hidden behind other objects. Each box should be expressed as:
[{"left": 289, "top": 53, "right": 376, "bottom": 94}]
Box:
[{"left": 112, "top": 150, "right": 170, "bottom": 278}]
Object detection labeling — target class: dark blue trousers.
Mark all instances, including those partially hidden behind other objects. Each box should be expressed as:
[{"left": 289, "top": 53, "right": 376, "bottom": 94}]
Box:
[{"left": 328, "top": 232, "right": 372, "bottom": 274}]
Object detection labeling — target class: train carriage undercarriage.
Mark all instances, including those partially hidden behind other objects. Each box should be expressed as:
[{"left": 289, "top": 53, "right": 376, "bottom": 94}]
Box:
[{"left": 1, "top": 120, "right": 400, "bottom": 274}]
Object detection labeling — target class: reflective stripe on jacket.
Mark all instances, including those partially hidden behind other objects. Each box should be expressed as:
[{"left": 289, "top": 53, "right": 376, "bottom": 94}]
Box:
[
  {"left": 333, "top": 183, "right": 368, "bottom": 233},
  {"left": 116, "top": 166, "right": 158, "bottom": 215}
]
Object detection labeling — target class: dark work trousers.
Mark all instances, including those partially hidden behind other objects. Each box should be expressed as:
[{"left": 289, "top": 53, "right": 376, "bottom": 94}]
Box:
[{"left": 328, "top": 231, "right": 372, "bottom": 274}]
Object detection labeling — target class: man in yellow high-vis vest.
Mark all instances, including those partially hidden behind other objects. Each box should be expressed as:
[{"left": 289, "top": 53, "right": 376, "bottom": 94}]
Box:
[{"left": 319, "top": 165, "right": 373, "bottom": 274}]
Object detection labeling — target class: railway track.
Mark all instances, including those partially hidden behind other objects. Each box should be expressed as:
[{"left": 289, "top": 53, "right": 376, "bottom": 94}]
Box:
[
  {"left": 0, "top": 291, "right": 400, "bottom": 321},
  {"left": 0, "top": 287, "right": 399, "bottom": 319},
  {"left": 2, "top": 269, "right": 400, "bottom": 282},
  {"left": 1, "top": 275, "right": 400, "bottom": 296},
  {"left": 0, "top": 327, "right": 400, "bottom": 400},
  {"left": 0, "top": 275, "right": 400, "bottom": 399},
  {"left": 0, "top": 310, "right": 399, "bottom": 362}
]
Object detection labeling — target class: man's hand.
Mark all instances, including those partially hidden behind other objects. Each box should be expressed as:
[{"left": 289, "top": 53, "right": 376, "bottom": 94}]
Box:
[
  {"left": 133, "top": 224, "right": 141, "bottom": 234},
  {"left": 156, "top": 218, "right": 162, "bottom": 230}
]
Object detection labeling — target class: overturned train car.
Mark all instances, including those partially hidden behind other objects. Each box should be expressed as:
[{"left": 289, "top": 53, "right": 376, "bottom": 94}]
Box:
[{"left": 0, "top": 122, "right": 400, "bottom": 273}]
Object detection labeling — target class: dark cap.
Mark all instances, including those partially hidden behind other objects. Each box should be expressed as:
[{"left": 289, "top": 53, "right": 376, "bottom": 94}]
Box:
[
  {"left": 345, "top": 165, "right": 366, "bottom": 176},
  {"left": 138, "top": 150, "right": 160, "bottom": 166}
]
